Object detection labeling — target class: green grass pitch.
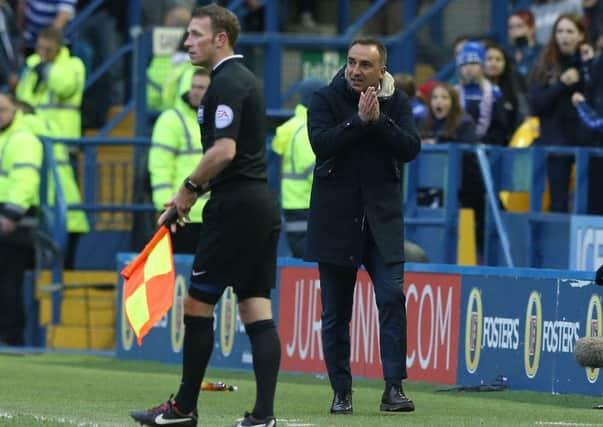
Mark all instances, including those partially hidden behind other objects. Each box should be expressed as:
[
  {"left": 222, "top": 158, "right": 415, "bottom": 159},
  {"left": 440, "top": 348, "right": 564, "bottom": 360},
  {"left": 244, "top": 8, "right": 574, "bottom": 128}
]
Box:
[{"left": 1, "top": 353, "right": 602, "bottom": 426}]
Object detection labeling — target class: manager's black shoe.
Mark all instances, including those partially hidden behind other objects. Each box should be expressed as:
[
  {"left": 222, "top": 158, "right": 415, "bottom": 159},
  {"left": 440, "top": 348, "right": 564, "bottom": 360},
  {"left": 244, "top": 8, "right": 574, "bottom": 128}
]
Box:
[
  {"left": 130, "top": 396, "right": 198, "bottom": 426},
  {"left": 380, "top": 384, "right": 415, "bottom": 412},
  {"left": 330, "top": 391, "right": 353, "bottom": 414}
]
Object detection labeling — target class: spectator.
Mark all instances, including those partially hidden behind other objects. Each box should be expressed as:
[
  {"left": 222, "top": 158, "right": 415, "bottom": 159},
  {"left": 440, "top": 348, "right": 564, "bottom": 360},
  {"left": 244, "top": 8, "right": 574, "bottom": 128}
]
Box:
[
  {"left": 299, "top": 0, "right": 317, "bottom": 29},
  {"left": 575, "top": 42, "right": 603, "bottom": 214},
  {"left": 161, "top": 31, "right": 198, "bottom": 110},
  {"left": 528, "top": 13, "right": 596, "bottom": 212},
  {"left": 420, "top": 83, "right": 478, "bottom": 145},
  {"left": 22, "top": 0, "right": 77, "bottom": 54},
  {"left": 16, "top": 100, "right": 88, "bottom": 269},
  {"left": 141, "top": 0, "right": 194, "bottom": 28},
  {"left": 419, "top": 83, "right": 487, "bottom": 253},
  {"left": 0, "top": 91, "right": 43, "bottom": 346},
  {"left": 455, "top": 40, "right": 508, "bottom": 145},
  {"left": 271, "top": 78, "right": 324, "bottom": 258},
  {"left": 531, "top": 0, "right": 583, "bottom": 46},
  {"left": 394, "top": 73, "right": 427, "bottom": 124},
  {"left": 484, "top": 43, "right": 530, "bottom": 138},
  {"left": 583, "top": 0, "right": 603, "bottom": 50},
  {"left": 0, "top": 1, "right": 21, "bottom": 91},
  {"left": 74, "top": 3, "right": 122, "bottom": 128},
  {"left": 148, "top": 68, "right": 210, "bottom": 254},
  {"left": 147, "top": 6, "right": 191, "bottom": 111},
  {"left": 16, "top": 26, "right": 88, "bottom": 267},
  {"left": 448, "top": 33, "right": 488, "bottom": 85},
  {"left": 507, "top": 9, "right": 542, "bottom": 78}
]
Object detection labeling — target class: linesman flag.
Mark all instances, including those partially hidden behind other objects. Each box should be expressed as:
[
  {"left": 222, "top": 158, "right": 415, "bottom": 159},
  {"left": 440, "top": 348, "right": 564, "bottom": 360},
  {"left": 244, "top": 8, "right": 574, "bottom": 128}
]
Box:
[{"left": 121, "top": 214, "right": 176, "bottom": 346}]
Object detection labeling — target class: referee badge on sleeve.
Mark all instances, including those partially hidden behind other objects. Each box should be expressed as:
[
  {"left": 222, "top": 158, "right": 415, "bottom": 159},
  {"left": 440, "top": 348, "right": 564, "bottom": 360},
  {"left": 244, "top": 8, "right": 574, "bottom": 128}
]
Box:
[
  {"left": 197, "top": 105, "right": 204, "bottom": 124},
  {"left": 215, "top": 104, "right": 234, "bottom": 129}
]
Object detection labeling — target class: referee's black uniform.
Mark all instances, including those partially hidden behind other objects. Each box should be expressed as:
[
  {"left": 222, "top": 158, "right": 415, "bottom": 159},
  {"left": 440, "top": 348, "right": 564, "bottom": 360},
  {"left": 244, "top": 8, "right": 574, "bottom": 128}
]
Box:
[{"left": 189, "top": 55, "right": 281, "bottom": 304}]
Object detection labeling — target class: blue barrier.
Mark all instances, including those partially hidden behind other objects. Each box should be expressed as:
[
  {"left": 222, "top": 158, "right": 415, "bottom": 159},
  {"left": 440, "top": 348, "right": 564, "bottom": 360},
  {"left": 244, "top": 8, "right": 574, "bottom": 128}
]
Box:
[
  {"left": 43, "top": 139, "right": 603, "bottom": 271},
  {"left": 115, "top": 257, "right": 602, "bottom": 396},
  {"left": 405, "top": 144, "right": 603, "bottom": 268}
]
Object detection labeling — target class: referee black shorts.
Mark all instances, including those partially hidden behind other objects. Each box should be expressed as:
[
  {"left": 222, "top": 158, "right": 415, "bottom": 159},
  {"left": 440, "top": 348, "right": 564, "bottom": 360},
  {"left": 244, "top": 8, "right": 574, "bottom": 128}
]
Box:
[{"left": 188, "top": 181, "right": 281, "bottom": 305}]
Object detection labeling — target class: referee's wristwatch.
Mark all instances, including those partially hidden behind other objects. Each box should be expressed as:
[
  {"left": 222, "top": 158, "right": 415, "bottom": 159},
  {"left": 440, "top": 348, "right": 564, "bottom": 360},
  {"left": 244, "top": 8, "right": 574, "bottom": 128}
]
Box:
[{"left": 183, "top": 177, "right": 205, "bottom": 195}]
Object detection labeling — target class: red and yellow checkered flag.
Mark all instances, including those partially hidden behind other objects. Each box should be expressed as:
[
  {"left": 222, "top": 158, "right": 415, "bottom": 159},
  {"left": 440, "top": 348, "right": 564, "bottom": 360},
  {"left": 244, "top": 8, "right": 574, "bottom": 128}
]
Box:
[{"left": 121, "top": 224, "right": 175, "bottom": 346}]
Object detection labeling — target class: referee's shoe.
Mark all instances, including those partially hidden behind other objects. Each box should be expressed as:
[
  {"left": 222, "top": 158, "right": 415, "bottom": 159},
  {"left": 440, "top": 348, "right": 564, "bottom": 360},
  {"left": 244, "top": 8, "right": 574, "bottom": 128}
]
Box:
[
  {"left": 232, "top": 412, "right": 276, "bottom": 427},
  {"left": 130, "top": 396, "right": 198, "bottom": 426}
]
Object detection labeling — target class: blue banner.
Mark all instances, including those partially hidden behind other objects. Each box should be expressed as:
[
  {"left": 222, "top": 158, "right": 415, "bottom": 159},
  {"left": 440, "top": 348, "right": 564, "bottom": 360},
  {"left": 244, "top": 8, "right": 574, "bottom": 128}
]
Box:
[
  {"left": 115, "top": 256, "right": 602, "bottom": 396},
  {"left": 457, "top": 272, "right": 603, "bottom": 395},
  {"left": 569, "top": 215, "right": 603, "bottom": 271}
]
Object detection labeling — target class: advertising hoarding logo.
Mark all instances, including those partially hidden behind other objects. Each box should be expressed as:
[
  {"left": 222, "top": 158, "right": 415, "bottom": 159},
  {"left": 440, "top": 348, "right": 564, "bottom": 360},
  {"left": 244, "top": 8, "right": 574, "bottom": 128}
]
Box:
[
  {"left": 465, "top": 288, "right": 482, "bottom": 374},
  {"left": 524, "top": 291, "right": 542, "bottom": 379},
  {"left": 121, "top": 293, "right": 134, "bottom": 351},
  {"left": 170, "top": 275, "right": 186, "bottom": 353},
  {"left": 220, "top": 287, "right": 237, "bottom": 357},
  {"left": 585, "top": 294, "right": 602, "bottom": 383}
]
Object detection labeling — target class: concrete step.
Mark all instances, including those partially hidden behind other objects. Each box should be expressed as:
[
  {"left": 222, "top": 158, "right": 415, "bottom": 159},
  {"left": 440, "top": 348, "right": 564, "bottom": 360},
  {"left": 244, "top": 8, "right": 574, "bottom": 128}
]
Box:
[
  {"left": 36, "top": 270, "right": 118, "bottom": 350},
  {"left": 46, "top": 325, "right": 115, "bottom": 350}
]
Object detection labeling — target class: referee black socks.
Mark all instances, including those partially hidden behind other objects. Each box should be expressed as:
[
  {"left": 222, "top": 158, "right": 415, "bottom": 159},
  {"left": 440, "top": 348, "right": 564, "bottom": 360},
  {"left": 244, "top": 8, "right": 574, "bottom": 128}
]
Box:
[
  {"left": 175, "top": 315, "right": 214, "bottom": 413},
  {"left": 246, "top": 319, "right": 281, "bottom": 419}
]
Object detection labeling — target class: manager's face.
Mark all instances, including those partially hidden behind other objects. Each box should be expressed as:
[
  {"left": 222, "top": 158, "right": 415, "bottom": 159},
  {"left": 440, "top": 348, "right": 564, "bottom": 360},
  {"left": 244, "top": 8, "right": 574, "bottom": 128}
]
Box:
[{"left": 345, "top": 43, "right": 385, "bottom": 93}]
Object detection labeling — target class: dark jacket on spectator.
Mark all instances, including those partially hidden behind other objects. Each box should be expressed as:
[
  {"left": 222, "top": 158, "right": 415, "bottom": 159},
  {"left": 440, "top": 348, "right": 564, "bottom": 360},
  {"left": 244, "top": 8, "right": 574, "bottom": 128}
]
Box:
[
  {"left": 528, "top": 53, "right": 598, "bottom": 147},
  {"left": 420, "top": 114, "right": 478, "bottom": 144},
  {"left": 0, "top": 2, "right": 20, "bottom": 89},
  {"left": 305, "top": 69, "right": 421, "bottom": 266}
]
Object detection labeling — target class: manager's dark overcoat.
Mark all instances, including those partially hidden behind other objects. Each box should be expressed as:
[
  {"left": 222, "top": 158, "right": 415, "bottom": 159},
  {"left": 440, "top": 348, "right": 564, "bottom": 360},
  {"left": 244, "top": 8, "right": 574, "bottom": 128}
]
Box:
[{"left": 304, "top": 70, "right": 421, "bottom": 266}]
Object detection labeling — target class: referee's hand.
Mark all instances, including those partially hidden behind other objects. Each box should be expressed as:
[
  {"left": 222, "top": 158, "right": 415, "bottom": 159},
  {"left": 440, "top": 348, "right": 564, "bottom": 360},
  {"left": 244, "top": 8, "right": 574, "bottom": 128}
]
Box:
[{"left": 159, "top": 188, "right": 195, "bottom": 232}]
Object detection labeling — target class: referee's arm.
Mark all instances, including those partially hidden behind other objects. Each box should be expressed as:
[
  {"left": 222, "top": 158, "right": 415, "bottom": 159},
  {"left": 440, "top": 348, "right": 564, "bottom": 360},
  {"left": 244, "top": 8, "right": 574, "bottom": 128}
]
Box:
[
  {"left": 159, "top": 138, "right": 235, "bottom": 224},
  {"left": 188, "top": 138, "right": 236, "bottom": 187}
]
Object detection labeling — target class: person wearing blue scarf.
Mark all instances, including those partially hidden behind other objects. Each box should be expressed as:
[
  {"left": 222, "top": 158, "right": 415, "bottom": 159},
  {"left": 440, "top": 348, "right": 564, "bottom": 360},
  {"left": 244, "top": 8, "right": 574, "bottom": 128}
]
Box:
[{"left": 455, "top": 41, "right": 508, "bottom": 146}]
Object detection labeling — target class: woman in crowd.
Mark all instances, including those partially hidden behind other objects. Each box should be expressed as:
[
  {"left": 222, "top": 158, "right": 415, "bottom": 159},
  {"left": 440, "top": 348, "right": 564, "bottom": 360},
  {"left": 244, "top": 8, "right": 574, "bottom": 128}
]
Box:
[
  {"left": 507, "top": 9, "right": 542, "bottom": 78},
  {"left": 528, "top": 13, "right": 596, "bottom": 213},
  {"left": 420, "top": 83, "right": 486, "bottom": 255},
  {"left": 484, "top": 42, "right": 529, "bottom": 139}
]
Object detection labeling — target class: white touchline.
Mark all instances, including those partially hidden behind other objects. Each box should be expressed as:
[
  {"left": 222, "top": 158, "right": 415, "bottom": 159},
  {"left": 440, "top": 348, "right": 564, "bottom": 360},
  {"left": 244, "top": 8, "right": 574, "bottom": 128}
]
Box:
[
  {"left": 0, "top": 408, "right": 122, "bottom": 426},
  {"left": 535, "top": 422, "right": 603, "bottom": 426}
]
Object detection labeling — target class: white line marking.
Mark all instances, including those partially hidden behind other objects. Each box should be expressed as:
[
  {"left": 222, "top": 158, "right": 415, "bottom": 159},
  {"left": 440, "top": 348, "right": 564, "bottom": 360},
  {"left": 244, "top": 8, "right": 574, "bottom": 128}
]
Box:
[
  {"left": 0, "top": 408, "right": 122, "bottom": 426},
  {"left": 535, "top": 422, "right": 603, "bottom": 426}
]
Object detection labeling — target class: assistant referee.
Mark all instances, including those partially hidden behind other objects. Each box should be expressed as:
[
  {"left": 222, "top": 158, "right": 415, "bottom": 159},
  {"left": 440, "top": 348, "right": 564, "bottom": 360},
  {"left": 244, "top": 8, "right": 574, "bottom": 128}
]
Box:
[{"left": 130, "top": 4, "right": 281, "bottom": 427}]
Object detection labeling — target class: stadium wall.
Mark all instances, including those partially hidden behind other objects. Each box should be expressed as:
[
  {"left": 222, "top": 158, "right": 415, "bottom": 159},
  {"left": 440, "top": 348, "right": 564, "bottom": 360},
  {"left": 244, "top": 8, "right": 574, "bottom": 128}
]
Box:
[{"left": 115, "top": 256, "right": 602, "bottom": 396}]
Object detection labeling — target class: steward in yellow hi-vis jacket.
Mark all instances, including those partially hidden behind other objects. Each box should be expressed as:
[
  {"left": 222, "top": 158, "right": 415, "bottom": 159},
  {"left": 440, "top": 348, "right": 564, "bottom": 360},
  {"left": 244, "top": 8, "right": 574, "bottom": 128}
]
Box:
[
  {"left": 0, "top": 92, "right": 43, "bottom": 346},
  {"left": 271, "top": 78, "right": 325, "bottom": 258},
  {"left": 16, "top": 27, "right": 84, "bottom": 140},
  {"left": 16, "top": 27, "right": 88, "bottom": 268},
  {"left": 148, "top": 68, "right": 210, "bottom": 253},
  {"left": 18, "top": 104, "right": 89, "bottom": 234}
]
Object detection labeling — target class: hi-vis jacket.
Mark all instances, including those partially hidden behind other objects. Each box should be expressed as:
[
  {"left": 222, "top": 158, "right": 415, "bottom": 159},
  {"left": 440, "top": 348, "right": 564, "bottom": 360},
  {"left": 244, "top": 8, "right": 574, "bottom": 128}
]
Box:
[
  {"left": 0, "top": 110, "right": 43, "bottom": 224},
  {"left": 22, "top": 113, "right": 89, "bottom": 233},
  {"left": 271, "top": 103, "right": 315, "bottom": 210},
  {"left": 16, "top": 46, "right": 85, "bottom": 139},
  {"left": 148, "top": 99, "right": 207, "bottom": 223}
]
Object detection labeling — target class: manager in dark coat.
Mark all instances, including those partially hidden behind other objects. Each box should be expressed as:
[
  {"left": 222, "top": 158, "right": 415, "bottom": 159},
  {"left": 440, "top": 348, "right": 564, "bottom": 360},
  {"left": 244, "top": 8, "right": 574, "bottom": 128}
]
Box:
[{"left": 305, "top": 37, "right": 421, "bottom": 415}]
